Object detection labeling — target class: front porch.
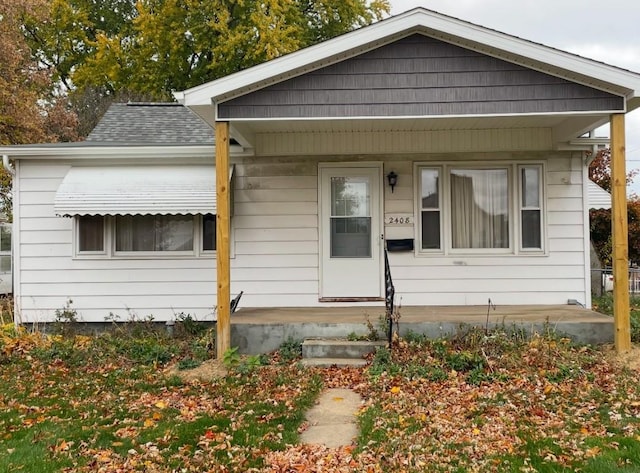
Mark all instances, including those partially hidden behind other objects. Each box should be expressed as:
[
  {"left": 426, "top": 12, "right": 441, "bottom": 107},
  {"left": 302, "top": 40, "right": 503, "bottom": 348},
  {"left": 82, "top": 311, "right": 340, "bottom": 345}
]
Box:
[{"left": 230, "top": 305, "right": 613, "bottom": 354}]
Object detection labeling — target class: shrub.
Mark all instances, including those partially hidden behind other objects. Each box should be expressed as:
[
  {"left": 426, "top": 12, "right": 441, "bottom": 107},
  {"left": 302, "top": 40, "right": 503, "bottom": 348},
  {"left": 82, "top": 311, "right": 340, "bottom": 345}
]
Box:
[{"left": 277, "top": 338, "right": 302, "bottom": 363}]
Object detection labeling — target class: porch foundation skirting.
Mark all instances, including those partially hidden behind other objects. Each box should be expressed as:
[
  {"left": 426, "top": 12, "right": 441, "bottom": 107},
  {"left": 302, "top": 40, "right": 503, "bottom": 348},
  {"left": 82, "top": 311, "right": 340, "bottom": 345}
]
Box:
[{"left": 230, "top": 305, "right": 612, "bottom": 354}]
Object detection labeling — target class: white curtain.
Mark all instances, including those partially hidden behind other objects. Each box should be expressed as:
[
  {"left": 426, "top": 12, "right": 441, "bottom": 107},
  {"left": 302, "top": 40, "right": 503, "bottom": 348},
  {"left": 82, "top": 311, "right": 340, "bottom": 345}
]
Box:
[
  {"left": 116, "top": 215, "right": 193, "bottom": 251},
  {"left": 451, "top": 170, "right": 508, "bottom": 249}
]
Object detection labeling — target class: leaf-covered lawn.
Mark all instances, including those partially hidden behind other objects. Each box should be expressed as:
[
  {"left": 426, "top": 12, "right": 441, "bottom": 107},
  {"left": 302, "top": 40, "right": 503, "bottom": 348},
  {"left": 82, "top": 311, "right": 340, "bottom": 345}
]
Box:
[{"left": 2, "top": 323, "right": 640, "bottom": 472}]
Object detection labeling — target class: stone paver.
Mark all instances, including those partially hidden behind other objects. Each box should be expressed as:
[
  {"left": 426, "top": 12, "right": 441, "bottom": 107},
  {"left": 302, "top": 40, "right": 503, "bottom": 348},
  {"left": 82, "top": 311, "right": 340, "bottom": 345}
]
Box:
[{"left": 300, "top": 388, "right": 362, "bottom": 448}]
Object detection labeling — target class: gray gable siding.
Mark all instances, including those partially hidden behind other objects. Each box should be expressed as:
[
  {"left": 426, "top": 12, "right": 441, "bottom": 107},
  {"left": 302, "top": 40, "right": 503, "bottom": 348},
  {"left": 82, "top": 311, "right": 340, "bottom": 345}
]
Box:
[{"left": 218, "top": 34, "right": 624, "bottom": 119}]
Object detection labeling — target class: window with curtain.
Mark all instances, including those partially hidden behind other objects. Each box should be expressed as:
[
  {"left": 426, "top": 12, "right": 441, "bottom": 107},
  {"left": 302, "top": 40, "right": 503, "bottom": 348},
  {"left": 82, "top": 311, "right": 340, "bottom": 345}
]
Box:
[
  {"left": 450, "top": 169, "right": 509, "bottom": 249},
  {"left": 78, "top": 216, "right": 104, "bottom": 252},
  {"left": 520, "top": 166, "right": 542, "bottom": 249},
  {"left": 417, "top": 163, "right": 544, "bottom": 254},
  {"left": 115, "top": 215, "right": 194, "bottom": 252}
]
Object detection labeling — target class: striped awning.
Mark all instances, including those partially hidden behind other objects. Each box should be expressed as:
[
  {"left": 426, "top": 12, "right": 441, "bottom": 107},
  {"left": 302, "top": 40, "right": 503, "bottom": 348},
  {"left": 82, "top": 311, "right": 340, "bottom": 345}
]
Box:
[{"left": 54, "top": 165, "right": 233, "bottom": 216}]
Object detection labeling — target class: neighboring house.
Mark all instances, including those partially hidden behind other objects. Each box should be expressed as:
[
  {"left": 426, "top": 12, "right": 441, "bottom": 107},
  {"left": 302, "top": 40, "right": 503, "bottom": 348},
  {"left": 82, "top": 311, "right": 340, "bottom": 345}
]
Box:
[
  {"left": 587, "top": 180, "right": 612, "bottom": 210},
  {"left": 2, "top": 7, "right": 640, "bottom": 324}
]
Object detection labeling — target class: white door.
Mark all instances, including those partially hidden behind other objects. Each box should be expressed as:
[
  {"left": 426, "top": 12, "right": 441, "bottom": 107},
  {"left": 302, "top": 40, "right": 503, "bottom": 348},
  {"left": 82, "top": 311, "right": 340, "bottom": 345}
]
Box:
[{"left": 320, "top": 166, "right": 382, "bottom": 299}]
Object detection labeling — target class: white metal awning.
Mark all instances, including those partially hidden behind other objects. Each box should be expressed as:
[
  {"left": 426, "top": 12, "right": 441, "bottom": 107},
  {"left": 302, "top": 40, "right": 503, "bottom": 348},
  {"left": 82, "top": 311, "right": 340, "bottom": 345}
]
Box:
[{"left": 54, "top": 165, "right": 233, "bottom": 216}]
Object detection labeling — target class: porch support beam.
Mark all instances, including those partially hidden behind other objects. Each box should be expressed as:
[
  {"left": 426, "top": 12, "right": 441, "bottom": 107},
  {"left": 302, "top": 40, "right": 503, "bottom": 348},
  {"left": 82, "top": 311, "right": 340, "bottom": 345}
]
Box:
[
  {"left": 215, "top": 121, "right": 231, "bottom": 359},
  {"left": 610, "top": 113, "right": 631, "bottom": 353}
]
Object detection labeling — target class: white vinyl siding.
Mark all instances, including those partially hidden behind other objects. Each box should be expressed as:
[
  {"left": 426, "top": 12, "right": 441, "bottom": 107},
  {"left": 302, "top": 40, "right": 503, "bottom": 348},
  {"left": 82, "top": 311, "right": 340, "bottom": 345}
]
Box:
[{"left": 14, "top": 150, "right": 588, "bottom": 323}]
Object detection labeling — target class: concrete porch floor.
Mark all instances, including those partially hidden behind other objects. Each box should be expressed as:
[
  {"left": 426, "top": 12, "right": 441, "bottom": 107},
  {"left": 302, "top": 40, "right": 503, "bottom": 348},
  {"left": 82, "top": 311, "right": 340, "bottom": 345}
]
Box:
[{"left": 230, "top": 305, "right": 613, "bottom": 354}]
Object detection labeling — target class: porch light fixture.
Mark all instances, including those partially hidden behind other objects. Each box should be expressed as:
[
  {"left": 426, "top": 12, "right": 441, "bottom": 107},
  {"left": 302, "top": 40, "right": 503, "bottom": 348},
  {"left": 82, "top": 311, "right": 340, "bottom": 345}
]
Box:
[{"left": 387, "top": 171, "right": 398, "bottom": 193}]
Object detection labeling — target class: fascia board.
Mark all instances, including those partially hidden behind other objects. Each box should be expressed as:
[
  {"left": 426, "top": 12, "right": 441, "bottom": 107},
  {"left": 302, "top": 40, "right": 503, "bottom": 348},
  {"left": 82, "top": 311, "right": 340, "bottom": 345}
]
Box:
[
  {"left": 181, "top": 8, "right": 640, "bottom": 107},
  {"left": 0, "top": 145, "right": 250, "bottom": 160}
]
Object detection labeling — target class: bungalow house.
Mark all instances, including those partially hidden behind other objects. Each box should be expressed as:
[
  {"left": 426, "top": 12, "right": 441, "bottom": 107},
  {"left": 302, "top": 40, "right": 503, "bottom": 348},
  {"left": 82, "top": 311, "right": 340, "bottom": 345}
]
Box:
[{"left": 1, "top": 8, "right": 639, "bottom": 342}]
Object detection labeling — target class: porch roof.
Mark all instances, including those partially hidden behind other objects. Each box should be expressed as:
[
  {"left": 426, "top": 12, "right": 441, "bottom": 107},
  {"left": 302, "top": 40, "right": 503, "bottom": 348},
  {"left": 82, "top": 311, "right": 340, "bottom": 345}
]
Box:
[{"left": 177, "top": 7, "right": 640, "bottom": 151}]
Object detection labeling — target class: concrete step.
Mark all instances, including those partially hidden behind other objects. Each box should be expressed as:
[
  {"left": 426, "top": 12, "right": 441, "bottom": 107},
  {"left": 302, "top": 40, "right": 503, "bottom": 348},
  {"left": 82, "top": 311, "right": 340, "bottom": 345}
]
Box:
[
  {"left": 300, "top": 357, "right": 369, "bottom": 368},
  {"left": 302, "top": 338, "right": 386, "bottom": 360}
]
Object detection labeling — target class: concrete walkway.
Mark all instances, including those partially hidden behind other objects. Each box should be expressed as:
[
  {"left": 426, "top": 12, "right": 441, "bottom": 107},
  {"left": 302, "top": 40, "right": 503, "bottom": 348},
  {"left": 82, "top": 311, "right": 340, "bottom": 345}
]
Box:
[{"left": 300, "top": 388, "right": 363, "bottom": 448}]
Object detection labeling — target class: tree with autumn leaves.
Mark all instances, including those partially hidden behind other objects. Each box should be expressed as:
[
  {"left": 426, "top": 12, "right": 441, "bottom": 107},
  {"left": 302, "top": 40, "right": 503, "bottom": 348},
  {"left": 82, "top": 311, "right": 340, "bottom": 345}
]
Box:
[
  {"left": 19, "top": 0, "right": 389, "bottom": 126},
  {"left": 0, "top": 0, "right": 390, "bottom": 217},
  {"left": 589, "top": 148, "right": 640, "bottom": 267}
]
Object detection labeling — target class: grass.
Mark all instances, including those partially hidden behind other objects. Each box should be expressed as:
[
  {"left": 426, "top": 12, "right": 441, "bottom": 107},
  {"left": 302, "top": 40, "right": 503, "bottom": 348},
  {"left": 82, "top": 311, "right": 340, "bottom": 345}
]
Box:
[
  {"left": 0, "top": 324, "right": 322, "bottom": 472},
  {"left": 2, "top": 322, "right": 640, "bottom": 471}
]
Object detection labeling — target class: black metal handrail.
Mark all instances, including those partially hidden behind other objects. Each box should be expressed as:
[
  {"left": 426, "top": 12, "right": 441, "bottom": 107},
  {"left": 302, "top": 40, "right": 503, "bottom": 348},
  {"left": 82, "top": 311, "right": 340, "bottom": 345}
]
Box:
[{"left": 384, "top": 249, "right": 395, "bottom": 349}]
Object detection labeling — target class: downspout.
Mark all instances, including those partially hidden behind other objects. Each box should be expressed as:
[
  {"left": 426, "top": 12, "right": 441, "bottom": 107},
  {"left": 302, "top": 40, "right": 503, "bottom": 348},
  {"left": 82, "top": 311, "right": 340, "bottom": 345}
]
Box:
[
  {"left": 1, "top": 155, "right": 15, "bottom": 325},
  {"left": 2, "top": 155, "right": 15, "bottom": 176}
]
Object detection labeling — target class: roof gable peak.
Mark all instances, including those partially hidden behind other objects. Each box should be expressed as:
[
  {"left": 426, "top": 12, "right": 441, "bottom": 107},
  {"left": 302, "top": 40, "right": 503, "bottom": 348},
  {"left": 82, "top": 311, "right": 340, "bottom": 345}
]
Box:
[{"left": 178, "top": 7, "right": 640, "bottom": 112}]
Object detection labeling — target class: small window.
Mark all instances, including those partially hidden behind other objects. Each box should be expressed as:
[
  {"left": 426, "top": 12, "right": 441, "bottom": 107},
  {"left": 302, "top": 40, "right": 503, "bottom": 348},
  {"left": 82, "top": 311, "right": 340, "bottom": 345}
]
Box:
[
  {"left": 520, "top": 166, "right": 542, "bottom": 250},
  {"left": 202, "top": 214, "right": 216, "bottom": 251},
  {"left": 0, "top": 255, "right": 10, "bottom": 272},
  {"left": 0, "top": 225, "right": 10, "bottom": 252},
  {"left": 115, "top": 215, "right": 194, "bottom": 252},
  {"left": 78, "top": 216, "right": 104, "bottom": 252},
  {"left": 420, "top": 168, "right": 441, "bottom": 250}
]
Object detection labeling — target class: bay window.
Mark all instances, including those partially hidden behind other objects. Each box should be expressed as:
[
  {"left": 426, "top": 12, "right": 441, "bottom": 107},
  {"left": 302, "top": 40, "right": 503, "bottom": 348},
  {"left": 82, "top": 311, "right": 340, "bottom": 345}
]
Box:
[{"left": 417, "top": 163, "right": 544, "bottom": 254}]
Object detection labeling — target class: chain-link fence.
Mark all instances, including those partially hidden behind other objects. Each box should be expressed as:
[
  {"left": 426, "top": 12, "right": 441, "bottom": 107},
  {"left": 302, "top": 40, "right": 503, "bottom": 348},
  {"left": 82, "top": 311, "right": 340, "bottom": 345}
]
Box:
[{"left": 592, "top": 268, "right": 640, "bottom": 295}]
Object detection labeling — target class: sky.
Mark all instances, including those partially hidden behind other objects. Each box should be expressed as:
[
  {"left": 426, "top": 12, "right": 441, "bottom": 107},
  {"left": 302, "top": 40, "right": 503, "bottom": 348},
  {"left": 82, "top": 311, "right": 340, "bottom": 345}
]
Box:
[{"left": 389, "top": 0, "right": 640, "bottom": 193}]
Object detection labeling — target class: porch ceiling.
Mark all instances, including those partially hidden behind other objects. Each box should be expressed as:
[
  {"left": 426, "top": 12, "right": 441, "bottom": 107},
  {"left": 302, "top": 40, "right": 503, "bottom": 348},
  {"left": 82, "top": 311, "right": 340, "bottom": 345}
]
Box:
[{"left": 224, "top": 112, "right": 610, "bottom": 151}]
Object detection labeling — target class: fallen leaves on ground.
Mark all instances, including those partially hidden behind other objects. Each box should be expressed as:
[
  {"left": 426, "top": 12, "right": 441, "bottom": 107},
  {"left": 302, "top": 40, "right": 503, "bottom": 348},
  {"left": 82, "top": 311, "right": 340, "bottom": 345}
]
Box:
[{"left": 2, "top": 328, "right": 640, "bottom": 472}]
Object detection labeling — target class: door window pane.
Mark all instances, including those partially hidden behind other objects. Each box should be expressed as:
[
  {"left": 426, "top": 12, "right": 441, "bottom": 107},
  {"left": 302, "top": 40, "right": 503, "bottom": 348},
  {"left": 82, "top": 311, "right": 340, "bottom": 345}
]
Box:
[
  {"left": 116, "top": 215, "right": 193, "bottom": 252},
  {"left": 78, "top": 216, "right": 104, "bottom": 252},
  {"left": 331, "top": 177, "right": 369, "bottom": 217},
  {"left": 450, "top": 169, "right": 509, "bottom": 249},
  {"left": 331, "top": 217, "right": 371, "bottom": 257},
  {"left": 330, "top": 176, "right": 371, "bottom": 258}
]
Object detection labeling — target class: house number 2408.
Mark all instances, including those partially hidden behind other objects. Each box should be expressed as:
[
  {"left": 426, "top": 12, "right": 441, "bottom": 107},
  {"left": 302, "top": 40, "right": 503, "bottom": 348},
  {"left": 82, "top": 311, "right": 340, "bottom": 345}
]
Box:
[{"left": 387, "top": 216, "right": 412, "bottom": 225}]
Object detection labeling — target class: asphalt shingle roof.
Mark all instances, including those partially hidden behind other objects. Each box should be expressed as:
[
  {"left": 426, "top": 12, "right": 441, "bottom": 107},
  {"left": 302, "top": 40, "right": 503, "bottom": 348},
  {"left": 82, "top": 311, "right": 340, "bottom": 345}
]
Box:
[{"left": 86, "top": 102, "right": 214, "bottom": 145}]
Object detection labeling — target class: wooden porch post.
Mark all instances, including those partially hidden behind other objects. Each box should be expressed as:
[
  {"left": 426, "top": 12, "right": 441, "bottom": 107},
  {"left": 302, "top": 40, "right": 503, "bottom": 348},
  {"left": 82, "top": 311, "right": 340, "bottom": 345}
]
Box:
[
  {"left": 215, "top": 121, "right": 231, "bottom": 359},
  {"left": 610, "top": 113, "right": 631, "bottom": 353}
]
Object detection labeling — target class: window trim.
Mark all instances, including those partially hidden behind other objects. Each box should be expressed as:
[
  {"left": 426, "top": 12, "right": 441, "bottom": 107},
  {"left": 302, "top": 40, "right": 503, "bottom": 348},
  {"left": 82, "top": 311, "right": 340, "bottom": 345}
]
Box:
[
  {"left": 75, "top": 216, "right": 107, "bottom": 256},
  {"left": 414, "top": 161, "right": 546, "bottom": 257},
  {"left": 73, "top": 214, "right": 231, "bottom": 259},
  {"left": 417, "top": 166, "right": 443, "bottom": 254},
  {"left": 518, "top": 164, "right": 545, "bottom": 253},
  {"left": 199, "top": 214, "right": 217, "bottom": 255}
]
